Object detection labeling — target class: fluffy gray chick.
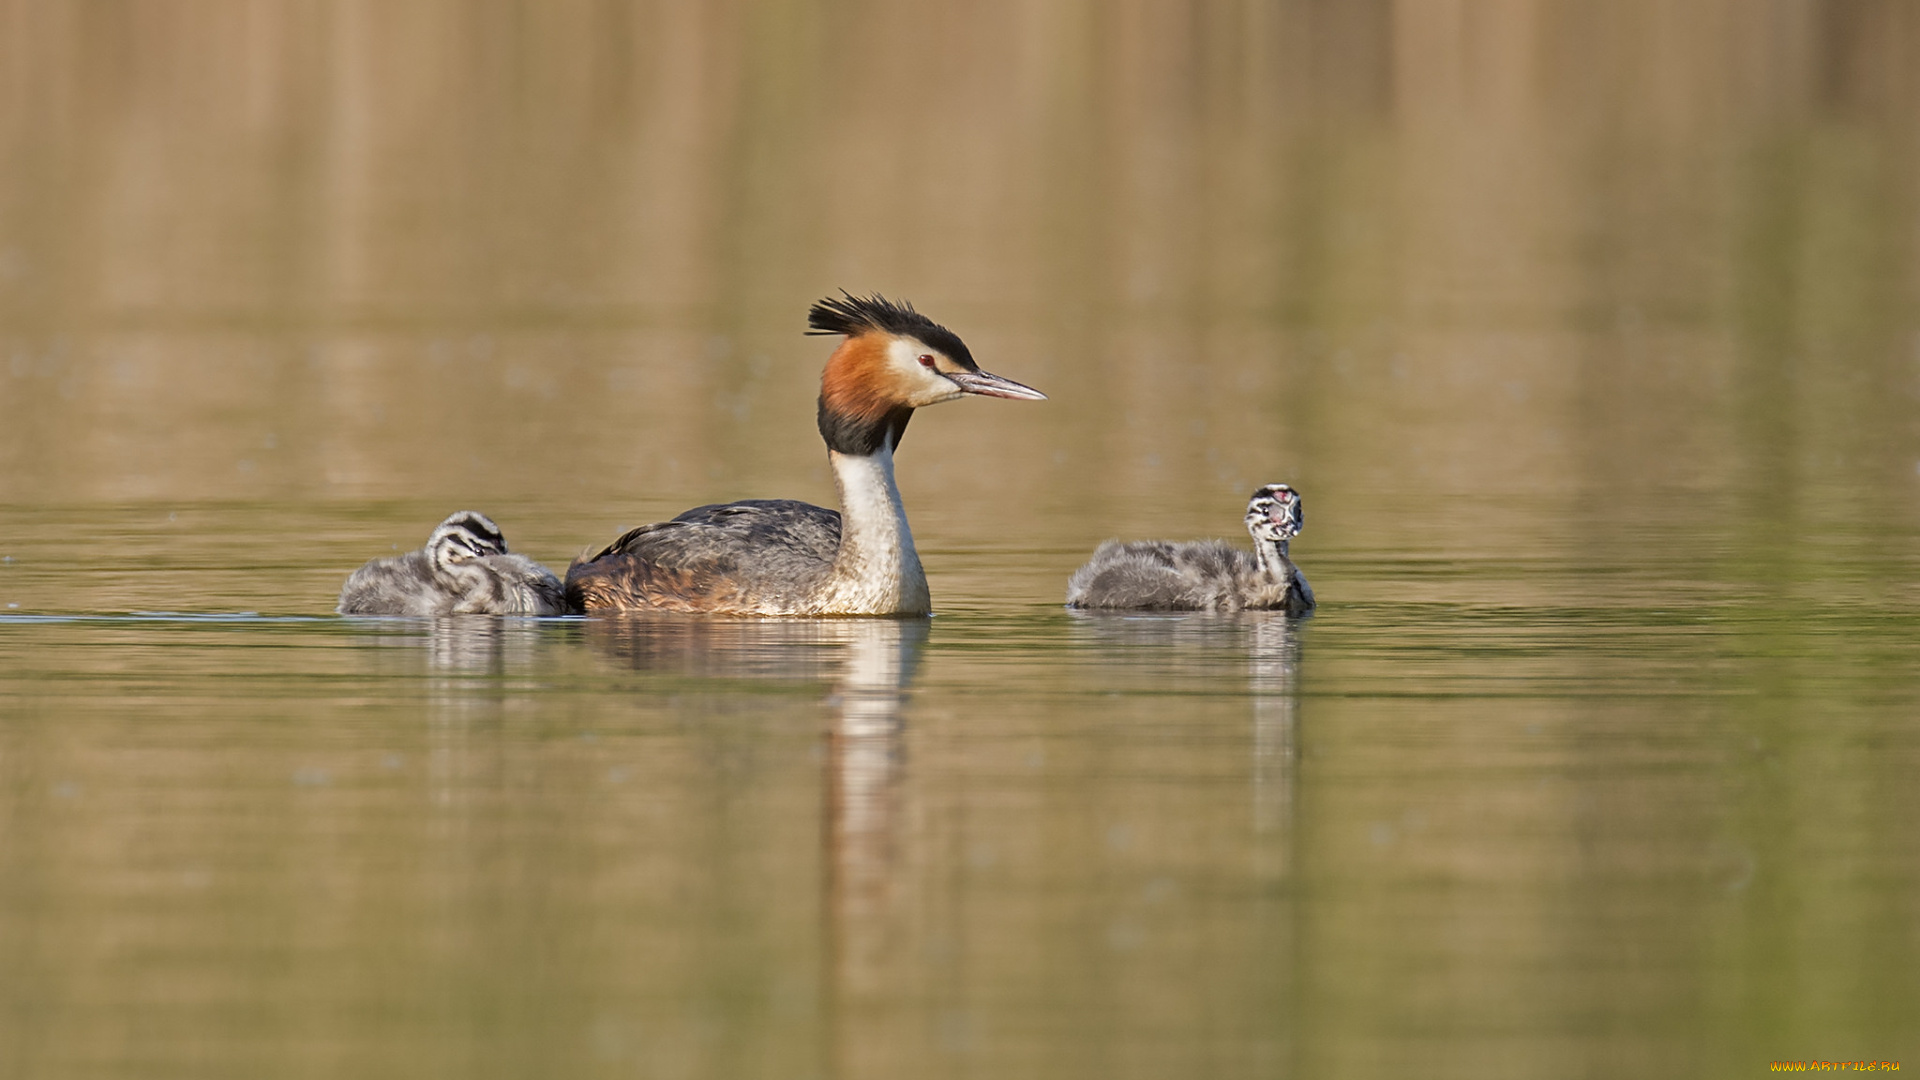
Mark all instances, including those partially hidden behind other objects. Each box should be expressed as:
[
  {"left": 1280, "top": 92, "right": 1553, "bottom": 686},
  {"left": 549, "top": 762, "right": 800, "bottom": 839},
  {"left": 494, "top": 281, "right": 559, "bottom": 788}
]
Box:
[
  {"left": 1065, "top": 484, "right": 1314, "bottom": 615},
  {"left": 338, "top": 511, "right": 565, "bottom": 616}
]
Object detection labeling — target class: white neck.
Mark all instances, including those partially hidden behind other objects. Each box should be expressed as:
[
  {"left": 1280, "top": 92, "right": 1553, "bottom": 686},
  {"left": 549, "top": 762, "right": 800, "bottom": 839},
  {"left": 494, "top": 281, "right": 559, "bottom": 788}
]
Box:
[
  {"left": 1253, "top": 536, "right": 1291, "bottom": 581},
  {"left": 816, "top": 445, "right": 931, "bottom": 615}
]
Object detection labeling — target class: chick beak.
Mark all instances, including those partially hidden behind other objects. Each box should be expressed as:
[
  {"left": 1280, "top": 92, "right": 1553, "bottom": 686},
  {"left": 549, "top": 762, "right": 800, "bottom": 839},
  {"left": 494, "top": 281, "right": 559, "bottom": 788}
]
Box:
[
  {"left": 943, "top": 368, "right": 1048, "bottom": 401},
  {"left": 1270, "top": 501, "right": 1301, "bottom": 538}
]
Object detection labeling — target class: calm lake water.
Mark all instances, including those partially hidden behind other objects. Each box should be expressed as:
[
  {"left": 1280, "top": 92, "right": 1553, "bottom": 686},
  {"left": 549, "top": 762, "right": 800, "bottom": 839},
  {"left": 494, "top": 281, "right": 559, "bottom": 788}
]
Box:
[{"left": 4, "top": 3, "right": 1920, "bottom": 1077}]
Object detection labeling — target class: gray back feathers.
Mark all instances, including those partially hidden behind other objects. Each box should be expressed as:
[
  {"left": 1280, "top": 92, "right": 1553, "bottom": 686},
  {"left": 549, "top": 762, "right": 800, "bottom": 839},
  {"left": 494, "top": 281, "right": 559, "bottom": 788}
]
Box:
[
  {"left": 1065, "top": 487, "right": 1315, "bottom": 615},
  {"left": 564, "top": 499, "right": 842, "bottom": 614},
  {"left": 338, "top": 511, "right": 566, "bottom": 616}
]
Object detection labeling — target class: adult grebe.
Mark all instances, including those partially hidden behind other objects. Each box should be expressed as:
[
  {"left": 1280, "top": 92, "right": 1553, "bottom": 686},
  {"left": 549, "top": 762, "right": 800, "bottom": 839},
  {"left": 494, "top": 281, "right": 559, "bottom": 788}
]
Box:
[
  {"left": 1065, "top": 484, "right": 1315, "bottom": 614},
  {"left": 564, "top": 294, "right": 1046, "bottom": 616},
  {"left": 338, "top": 511, "right": 566, "bottom": 616}
]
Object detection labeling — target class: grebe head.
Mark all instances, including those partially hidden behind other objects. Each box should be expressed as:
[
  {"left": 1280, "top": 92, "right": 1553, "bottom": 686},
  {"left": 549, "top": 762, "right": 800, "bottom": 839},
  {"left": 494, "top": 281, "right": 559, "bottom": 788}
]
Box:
[
  {"left": 427, "top": 511, "right": 510, "bottom": 577},
  {"left": 1245, "top": 484, "right": 1303, "bottom": 544},
  {"left": 810, "top": 292, "right": 1046, "bottom": 455}
]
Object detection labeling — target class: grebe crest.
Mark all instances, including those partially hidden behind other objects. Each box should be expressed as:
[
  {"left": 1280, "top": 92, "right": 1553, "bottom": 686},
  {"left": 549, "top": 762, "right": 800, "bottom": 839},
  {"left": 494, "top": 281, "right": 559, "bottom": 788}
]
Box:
[
  {"left": 809, "top": 292, "right": 1043, "bottom": 454},
  {"left": 1065, "top": 484, "right": 1315, "bottom": 614},
  {"left": 565, "top": 293, "right": 1046, "bottom": 616},
  {"left": 338, "top": 511, "right": 566, "bottom": 616}
]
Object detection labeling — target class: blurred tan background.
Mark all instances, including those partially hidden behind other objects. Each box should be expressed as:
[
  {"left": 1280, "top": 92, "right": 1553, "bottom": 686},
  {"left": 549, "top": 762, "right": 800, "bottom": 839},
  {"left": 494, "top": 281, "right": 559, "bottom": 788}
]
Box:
[
  {"left": 4, "top": 9, "right": 1920, "bottom": 1076},
  {"left": 2, "top": 0, "right": 1916, "bottom": 549}
]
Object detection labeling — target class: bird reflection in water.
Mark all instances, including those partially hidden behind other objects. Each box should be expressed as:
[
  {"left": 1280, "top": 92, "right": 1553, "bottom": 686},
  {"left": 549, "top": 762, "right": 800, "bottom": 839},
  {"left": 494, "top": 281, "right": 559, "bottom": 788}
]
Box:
[
  {"left": 822, "top": 620, "right": 924, "bottom": 1008},
  {"left": 578, "top": 614, "right": 891, "bottom": 682},
  {"left": 1247, "top": 616, "right": 1300, "bottom": 878},
  {"left": 1067, "top": 611, "right": 1303, "bottom": 879},
  {"left": 425, "top": 616, "right": 548, "bottom": 673},
  {"left": 583, "top": 615, "right": 927, "bottom": 1023},
  {"left": 348, "top": 614, "right": 553, "bottom": 673},
  {"left": 346, "top": 616, "right": 560, "bottom": 819},
  {"left": 418, "top": 618, "right": 553, "bottom": 815}
]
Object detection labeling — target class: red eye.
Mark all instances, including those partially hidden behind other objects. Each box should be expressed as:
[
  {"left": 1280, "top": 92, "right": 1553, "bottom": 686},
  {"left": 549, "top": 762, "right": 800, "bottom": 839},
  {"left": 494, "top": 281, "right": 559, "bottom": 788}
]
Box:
[{"left": 918, "top": 354, "right": 936, "bottom": 368}]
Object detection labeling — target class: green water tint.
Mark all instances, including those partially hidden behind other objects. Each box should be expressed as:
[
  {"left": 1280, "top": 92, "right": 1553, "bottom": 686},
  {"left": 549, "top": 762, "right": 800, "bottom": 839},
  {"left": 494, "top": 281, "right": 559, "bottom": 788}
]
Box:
[
  {"left": 3, "top": 504, "right": 1918, "bottom": 1078},
  {"left": 5, "top": 2, "right": 1920, "bottom": 1075}
]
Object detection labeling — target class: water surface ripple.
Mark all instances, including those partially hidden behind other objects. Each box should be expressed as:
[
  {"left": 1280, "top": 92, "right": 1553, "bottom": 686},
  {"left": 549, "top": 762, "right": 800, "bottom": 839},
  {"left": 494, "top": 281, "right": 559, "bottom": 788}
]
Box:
[{"left": 3, "top": 516, "right": 1916, "bottom": 1078}]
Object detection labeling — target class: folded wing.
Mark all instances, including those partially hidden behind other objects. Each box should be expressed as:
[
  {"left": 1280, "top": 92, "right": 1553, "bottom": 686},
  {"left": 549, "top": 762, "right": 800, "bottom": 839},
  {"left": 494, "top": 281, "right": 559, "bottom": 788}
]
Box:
[{"left": 566, "top": 499, "right": 843, "bottom": 613}]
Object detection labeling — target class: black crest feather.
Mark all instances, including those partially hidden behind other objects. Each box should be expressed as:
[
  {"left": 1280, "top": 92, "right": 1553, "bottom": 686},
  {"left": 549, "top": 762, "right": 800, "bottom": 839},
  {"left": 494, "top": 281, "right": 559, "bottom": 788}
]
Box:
[{"left": 806, "top": 292, "right": 977, "bottom": 370}]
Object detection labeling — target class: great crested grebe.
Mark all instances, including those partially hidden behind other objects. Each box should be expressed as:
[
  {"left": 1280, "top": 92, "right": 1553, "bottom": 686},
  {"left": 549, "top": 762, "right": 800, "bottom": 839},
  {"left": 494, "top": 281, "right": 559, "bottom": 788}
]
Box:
[
  {"left": 338, "top": 511, "right": 566, "bottom": 616},
  {"left": 1065, "top": 484, "right": 1315, "bottom": 614},
  {"left": 565, "top": 294, "right": 1046, "bottom": 615}
]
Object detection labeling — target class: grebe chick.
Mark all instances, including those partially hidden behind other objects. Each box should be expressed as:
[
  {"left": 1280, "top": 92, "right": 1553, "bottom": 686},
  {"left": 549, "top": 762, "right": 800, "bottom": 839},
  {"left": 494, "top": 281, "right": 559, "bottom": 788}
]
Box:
[
  {"left": 338, "top": 511, "right": 566, "bottom": 616},
  {"left": 1065, "top": 484, "right": 1315, "bottom": 614},
  {"left": 565, "top": 294, "right": 1046, "bottom": 615}
]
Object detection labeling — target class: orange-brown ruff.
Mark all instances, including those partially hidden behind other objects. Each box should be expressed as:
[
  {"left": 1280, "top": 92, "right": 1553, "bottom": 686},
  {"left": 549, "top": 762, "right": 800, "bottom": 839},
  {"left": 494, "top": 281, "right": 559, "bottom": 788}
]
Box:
[
  {"left": 818, "top": 334, "right": 908, "bottom": 434},
  {"left": 565, "top": 294, "right": 1046, "bottom": 615}
]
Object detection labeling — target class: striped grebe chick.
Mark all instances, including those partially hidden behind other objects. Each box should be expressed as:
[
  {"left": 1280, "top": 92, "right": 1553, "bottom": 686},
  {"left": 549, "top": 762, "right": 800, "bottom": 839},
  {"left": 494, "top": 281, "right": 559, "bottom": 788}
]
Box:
[
  {"left": 565, "top": 294, "right": 1046, "bottom": 615},
  {"left": 338, "top": 511, "right": 566, "bottom": 616},
  {"left": 1065, "top": 484, "right": 1315, "bottom": 614}
]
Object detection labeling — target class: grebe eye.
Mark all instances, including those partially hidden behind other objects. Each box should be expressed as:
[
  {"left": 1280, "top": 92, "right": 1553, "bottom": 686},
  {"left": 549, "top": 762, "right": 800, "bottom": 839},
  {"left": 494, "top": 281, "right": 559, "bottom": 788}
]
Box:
[{"left": 918, "top": 354, "right": 936, "bottom": 368}]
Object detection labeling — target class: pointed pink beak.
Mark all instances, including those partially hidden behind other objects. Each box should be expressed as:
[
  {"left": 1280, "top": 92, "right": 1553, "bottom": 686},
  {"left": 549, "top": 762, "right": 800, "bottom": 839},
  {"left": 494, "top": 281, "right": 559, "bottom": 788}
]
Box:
[{"left": 944, "top": 369, "right": 1047, "bottom": 401}]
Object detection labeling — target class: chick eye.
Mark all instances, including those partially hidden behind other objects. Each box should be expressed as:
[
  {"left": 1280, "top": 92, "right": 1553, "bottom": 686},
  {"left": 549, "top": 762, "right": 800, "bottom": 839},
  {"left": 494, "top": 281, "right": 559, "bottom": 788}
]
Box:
[{"left": 918, "top": 354, "right": 936, "bottom": 369}]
